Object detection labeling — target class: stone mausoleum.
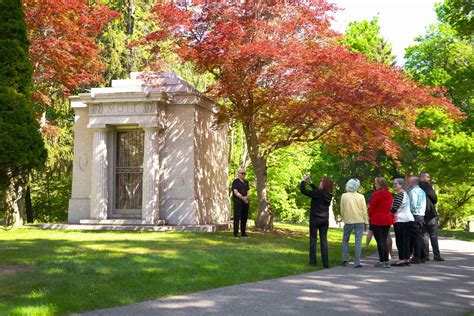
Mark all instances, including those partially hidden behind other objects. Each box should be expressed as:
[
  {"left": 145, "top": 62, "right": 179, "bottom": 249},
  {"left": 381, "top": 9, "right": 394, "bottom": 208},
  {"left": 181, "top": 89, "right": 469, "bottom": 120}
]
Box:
[{"left": 68, "top": 72, "right": 230, "bottom": 227}]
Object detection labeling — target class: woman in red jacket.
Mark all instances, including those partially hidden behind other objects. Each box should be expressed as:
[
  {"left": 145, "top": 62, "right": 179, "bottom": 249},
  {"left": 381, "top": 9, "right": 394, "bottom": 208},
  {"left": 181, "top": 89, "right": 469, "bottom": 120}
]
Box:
[{"left": 368, "top": 177, "right": 393, "bottom": 268}]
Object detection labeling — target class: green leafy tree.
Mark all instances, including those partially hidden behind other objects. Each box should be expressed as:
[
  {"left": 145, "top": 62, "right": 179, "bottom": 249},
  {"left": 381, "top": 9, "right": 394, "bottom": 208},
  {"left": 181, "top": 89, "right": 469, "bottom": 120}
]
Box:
[
  {"left": 99, "top": 0, "right": 158, "bottom": 83},
  {"left": 0, "top": 0, "right": 46, "bottom": 226},
  {"left": 403, "top": 10, "right": 473, "bottom": 227},
  {"left": 266, "top": 144, "right": 314, "bottom": 223},
  {"left": 308, "top": 16, "right": 399, "bottom": 211},
  {"left": 404, "top": 23, "right": 473, "bottom": 129},
  {"left": 435, "top": 0, "right": 474, "bottom": 38},
  {"left": 397, "top": 109, "right": 474, "bottom": 228},
  {"left": 342, "top": 16, "right": 397, "bottom": 66}
]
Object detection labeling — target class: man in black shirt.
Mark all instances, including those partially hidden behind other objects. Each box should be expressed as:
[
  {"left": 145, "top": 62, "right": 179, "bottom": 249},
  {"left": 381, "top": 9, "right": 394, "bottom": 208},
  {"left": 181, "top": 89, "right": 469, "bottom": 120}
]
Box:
[
  {"left": 231, "top": 168, "right": 250, "bottom": 238},
  {"left": 419, "top": 172, "right": 445, "bottom": 261}
]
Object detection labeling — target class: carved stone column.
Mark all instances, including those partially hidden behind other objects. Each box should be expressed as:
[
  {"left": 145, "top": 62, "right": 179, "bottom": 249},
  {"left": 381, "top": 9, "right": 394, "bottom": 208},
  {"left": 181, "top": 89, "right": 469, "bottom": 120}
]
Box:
[
  {"left": 142, "top": 127, "right": 161, "bottom": 223},
  {"left": 90, "top": 128, "right": 109, "bottom": 219}
]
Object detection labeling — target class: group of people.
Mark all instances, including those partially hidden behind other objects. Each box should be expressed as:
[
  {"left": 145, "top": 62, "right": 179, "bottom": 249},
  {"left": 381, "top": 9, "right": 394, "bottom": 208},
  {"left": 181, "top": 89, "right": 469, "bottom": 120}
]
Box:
[
  {"left": 300, "top": 172, "right": 444, "bottom": 268},
  {"left": 231, "top": 167, "right": 444, "bottom": 269}
]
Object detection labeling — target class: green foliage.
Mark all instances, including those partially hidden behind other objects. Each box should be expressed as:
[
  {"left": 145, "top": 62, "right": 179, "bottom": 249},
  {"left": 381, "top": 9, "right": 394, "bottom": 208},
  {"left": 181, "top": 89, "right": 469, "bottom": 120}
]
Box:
[
  {"left": 308, "top": 145, "right": 401, "bottom": 217},
  {"left": 403, "top": 10, "right": 474, "bottom": 228},
  {"left": 99, "top": 0, "right": 158, "bottom": 83},
  {"left": 227, "top": 124, "right": 313, "bottom": 223},
  {"left": 30, "top": 112, "right": 74, "bottom": 223},
  {"left": 435, "top": 0, "right": 474, "bottom": 38},
  {"left": 437, "top": 183, "right": 473, "bottom": 228},
  {"left": 30, "top": 177, "right": 71, "bottom": 223},
  {"left": 342, "top": 16, "right": 397, "bottom": 66},
  {"left": 414, "top": 109, "right": 474, "bottom": 227},
  {"left": 404, "top": 23, "right": 474, "bottom": 128},
  {"left": 267, "top": 144, "right": 313, "bottom": 223},
  {"left": 439, "top": 228, "right": 474, "bottom": 242},
  {"left": 0, "top": 0, "right": 46, "bottom": 219}
]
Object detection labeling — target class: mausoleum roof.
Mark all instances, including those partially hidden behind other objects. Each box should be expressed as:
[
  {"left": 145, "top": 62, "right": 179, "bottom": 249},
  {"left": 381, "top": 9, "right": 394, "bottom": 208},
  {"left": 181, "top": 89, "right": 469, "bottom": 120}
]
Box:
[
  {"left": 91, "top": 71, "right": 199, "bottom": 95},
  {"left": 70, "top": 71, "right": 215, "bottom": 113}
]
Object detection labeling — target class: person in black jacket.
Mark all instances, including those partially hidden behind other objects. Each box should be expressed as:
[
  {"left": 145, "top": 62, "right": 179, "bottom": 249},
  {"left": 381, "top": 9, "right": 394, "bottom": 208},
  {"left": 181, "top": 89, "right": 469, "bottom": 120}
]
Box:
[
  {"left": 300, "top": 174, "right": 334, "bottom": 268},
  {"left": 419, "top": 172, "right": 445, "bottom": 261},
  {"left": 232, "top": 168, "right": 250, "bottom": 238}
]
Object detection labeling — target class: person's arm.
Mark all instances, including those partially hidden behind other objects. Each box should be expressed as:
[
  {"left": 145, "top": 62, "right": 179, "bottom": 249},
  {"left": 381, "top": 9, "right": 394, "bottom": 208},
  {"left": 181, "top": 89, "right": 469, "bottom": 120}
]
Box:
[
  {"left": 233, "top": 189, "right": 245, "bottom": 201},
  {"left": 340, "top": 194, "right": 346, "bottom": 221},
  {"left": 391, "top": 192, "right": 404, "bottom": 213},
  {"left": 409, "top": 190, "right": 416, "bottom": 213},
  {"left": 425, "top": 185, "right": 437, "bottom": 205},
  {"left": 360, "top": 195, "right": 368, "bottom": 224},
  {"left": 368, "top": 191, "right": 380, "bottom": 218},
  {"left": 232, "top": 180, "right": 247, "bottom": 202},
  {"left": 243, "top": 181, "right": 250, "bottom": 203},
  {"left": 300, "top": 181, "right": 318, "bottom": 198}
]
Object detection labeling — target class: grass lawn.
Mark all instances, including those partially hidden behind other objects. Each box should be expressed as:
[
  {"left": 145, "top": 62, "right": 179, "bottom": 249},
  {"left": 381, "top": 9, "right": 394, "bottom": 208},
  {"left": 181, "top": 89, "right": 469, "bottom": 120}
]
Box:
[
  {"left": 439, "top": 229, "right": 474, "bottom": 242},
  {"left": 0, "top": 223, "right": 375, "bottom": 315}
]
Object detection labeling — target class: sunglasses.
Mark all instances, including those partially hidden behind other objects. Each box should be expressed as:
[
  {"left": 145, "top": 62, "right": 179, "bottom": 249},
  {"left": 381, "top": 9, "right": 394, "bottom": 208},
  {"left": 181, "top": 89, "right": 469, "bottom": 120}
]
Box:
[{"left": 240, "top": 172, "right": 246, "bottom": 175}]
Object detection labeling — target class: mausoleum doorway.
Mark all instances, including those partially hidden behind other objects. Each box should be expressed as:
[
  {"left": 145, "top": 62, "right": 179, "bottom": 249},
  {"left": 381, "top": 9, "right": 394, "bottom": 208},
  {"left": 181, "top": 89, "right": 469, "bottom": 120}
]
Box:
[{"left": 113, "top": 129, "right": 144, "bottom": 219}]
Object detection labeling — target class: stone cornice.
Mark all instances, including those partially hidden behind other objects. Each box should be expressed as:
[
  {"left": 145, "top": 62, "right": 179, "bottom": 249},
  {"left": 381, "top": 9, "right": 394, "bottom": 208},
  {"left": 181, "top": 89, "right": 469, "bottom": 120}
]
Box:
[{"left": 71, "top": 91, "right": 220, "bottom": 114}]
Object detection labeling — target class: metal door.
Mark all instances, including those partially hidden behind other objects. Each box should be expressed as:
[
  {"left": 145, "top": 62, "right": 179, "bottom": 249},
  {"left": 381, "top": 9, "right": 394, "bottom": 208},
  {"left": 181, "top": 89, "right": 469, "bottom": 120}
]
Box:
[{"left": 114, "top": 130, "right": 144, "bottom": 218}]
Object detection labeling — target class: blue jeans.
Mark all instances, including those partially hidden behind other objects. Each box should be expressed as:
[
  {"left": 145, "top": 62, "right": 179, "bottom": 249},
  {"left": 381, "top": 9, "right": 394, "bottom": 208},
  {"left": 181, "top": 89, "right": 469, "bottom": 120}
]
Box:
[{"left": 342, "top": 223, "right": 365, "bottom": 265}]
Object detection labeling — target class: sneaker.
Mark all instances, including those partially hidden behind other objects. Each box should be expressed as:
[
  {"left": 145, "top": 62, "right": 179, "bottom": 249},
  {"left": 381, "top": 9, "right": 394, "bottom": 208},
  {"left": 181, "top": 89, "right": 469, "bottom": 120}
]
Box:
[
  {"left": 383, "top": 261, "right": 391, "bottom": 268},
  {"left": 434, "top": 257, "right": 445, "bottom": 261},
  {"left": 374, "top": 262, "right": 385, "bottom": 268},
  {"left": 341, "top": 260, "right": 349, "bottom": 267},
  {"left": 241, "top": 234, "right": 250, "bottom": 238},
  {"left": 391, "top": 261, "right": 405, "bottom": 267},
  {"left": 354, "top": 264, "right": 363, "bottom": 268}
]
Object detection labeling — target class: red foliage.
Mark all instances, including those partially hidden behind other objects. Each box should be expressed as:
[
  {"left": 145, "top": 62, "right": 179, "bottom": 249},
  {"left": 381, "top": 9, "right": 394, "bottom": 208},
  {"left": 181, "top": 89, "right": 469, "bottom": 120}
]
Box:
[
  {"left": 143, "top": 1, "right": 462, "bottom": 162},
  {"left": 24, "top": 0, "right": 120, "bottom": 104}
]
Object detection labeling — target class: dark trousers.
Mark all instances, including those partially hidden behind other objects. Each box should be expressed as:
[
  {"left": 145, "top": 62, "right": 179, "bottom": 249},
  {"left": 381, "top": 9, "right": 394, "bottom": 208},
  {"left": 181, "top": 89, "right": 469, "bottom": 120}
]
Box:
[
  {"left": 233, "top": 200, "right": 248, "bottom": 236},
  {"left": 423, "top": 217, "right": 442, "bottom": 259},
  {"left": 394, "top": 222, "right": 412, "bottom": 260},
  {"left": 371, "top": 225, "right": 390, "bottom": 262},
  {"left": 411, "top": 215, "right": 427, "bottom": 259},
  {"left": 309, "top": 220, "right": 329, "bottom": 267}
]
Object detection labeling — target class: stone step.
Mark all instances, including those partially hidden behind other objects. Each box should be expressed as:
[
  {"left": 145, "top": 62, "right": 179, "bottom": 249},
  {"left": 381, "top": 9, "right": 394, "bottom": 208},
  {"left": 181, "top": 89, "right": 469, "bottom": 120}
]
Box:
[
  {"left": 38, "top": 223, "right": 232, "bottom": 232},
  {"left": 79, "top": 219, "right": 167, "bottom": 226}
]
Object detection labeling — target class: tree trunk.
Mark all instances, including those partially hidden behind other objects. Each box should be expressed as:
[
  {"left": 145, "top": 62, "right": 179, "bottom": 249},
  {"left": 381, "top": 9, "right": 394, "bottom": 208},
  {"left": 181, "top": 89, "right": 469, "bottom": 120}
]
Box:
[
  {"left": 243, "top": 123, "right": 273, "bottom": 230},
  {"left": 253, "top": 156, "right": 273, "bottom": 230},
  {"left": 25, "top": 185, "right": 33, "bottom": 223},
  {"left": 242, "top": 134, "right": 248, "bottom": 168},
  {"left": 125, "top": 0, "right": 135, "bottom": 74}
]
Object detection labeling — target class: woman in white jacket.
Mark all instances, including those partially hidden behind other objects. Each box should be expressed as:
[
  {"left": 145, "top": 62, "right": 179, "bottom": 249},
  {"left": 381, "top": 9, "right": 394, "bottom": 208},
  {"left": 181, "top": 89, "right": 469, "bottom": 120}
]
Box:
[{"left": 391, "top": 178, "right": 414, "bottom": 266}]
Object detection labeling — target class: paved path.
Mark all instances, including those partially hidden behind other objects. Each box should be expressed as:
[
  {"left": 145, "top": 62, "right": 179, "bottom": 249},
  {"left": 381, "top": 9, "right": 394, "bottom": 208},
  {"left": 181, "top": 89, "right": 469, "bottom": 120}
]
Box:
[{"left": 83, "top": 237, "right": 474, "bottom": 316}]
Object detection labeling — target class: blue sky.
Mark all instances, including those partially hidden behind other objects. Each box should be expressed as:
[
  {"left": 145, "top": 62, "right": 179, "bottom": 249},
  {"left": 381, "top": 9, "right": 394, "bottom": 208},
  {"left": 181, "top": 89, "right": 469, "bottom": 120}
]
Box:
[{"left": 330, "top": 0, "right": 439, "bottom": 65}]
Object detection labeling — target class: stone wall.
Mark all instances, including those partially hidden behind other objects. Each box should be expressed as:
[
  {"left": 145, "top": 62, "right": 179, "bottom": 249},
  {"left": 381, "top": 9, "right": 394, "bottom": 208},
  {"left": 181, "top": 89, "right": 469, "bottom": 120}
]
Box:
[
  {"left": 68, "top": 105, "right": 93, "bottom": 223},
  {"left": 194, "top": 106, "right": 230, "bottom": 224}
]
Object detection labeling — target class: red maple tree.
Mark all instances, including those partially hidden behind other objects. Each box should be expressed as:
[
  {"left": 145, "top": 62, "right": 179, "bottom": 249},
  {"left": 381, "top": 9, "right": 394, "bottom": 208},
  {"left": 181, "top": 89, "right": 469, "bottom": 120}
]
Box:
[
  {"left": 144, "top": 1, "right": 462, "bottom": 229},
  {"left": 24, "top": 0, "right": 120, "bottom": 106}
]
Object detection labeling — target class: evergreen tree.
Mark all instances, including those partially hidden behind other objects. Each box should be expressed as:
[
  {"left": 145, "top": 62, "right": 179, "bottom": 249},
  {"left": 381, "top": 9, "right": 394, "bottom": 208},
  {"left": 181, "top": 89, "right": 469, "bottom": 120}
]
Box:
[
  {"left": 0, "top": 0, "right": 47, "bottom": 225},
  {"left": 100, "top": 0, "right": 158, "bottom": 83},
  {"left": 342, "top": 17, "right": 397, "bottom": 66}
]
